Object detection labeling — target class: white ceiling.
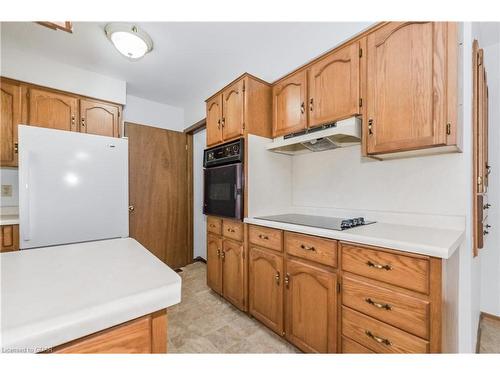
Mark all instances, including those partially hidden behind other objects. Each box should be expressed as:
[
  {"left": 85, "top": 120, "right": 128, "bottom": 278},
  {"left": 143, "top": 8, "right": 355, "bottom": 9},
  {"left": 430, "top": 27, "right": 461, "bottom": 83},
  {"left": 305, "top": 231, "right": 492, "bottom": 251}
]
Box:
[{"left": 1, "top": 21, "right": 373, "bottom": 124}]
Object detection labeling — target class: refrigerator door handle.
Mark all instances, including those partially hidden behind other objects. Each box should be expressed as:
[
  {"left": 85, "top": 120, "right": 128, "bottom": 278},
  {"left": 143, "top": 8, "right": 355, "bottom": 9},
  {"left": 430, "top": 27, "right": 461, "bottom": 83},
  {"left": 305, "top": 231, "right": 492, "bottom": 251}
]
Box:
[{"left": 21, "top": 151, "right": 32, "bottom": 242}]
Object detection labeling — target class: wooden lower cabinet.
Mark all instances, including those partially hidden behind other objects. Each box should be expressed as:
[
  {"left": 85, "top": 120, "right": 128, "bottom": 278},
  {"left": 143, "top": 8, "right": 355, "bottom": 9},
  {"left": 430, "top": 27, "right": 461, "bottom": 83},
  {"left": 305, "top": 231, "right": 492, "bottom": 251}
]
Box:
[
  {"left": 248, "top": 246, "right": 284, "bottom": 335},
  {"left": 0, "top": 224, "right": 19, "bottom": 253},
  {"left": 222, "top": 239, "right": 247, "bottom": 310},
  {"left": 285, "top": 258, "right": 337, "bottom": 353},
  {"left": 207, "top": 234, "right": 223, "bottom": 294},
  {"left": 49, "top": 309, "right": 167, "bottom": 354}
]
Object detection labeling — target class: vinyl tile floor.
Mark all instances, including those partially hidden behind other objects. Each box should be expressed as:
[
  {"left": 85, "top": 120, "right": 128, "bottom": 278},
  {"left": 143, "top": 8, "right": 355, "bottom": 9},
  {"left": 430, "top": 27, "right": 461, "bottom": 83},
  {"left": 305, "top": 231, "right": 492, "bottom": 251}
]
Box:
[
  {"left": 168, "top": 261, "right": 300, "bottom": 353},
  {"left": 479, "top": 314, "right": 500, "bottom": 353}
]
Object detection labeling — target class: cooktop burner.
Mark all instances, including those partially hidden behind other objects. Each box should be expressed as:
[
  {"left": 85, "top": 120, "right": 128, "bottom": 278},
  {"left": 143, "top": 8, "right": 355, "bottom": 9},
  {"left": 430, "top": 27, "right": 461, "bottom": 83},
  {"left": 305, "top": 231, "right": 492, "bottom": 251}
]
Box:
[{"left": 255, "top": 214, "right": 375, "bottom": 231}]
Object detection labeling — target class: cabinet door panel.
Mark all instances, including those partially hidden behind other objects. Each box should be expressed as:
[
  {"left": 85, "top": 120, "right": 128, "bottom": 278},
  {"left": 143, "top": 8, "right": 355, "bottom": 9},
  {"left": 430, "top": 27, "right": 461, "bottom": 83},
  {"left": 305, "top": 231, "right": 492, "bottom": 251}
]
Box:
[
  {"left": 0, "top": 80, "right": 21, "bottom": 167},
  {"left": 366, "top": 22, "right": 447, "bottom": 154},
  {"left": 206, "top": 95, "right": 223, "bottom": 146},
  {"left": 222, "top": 80, "right": 244, "bottom": 140},
  {"left": 207, "top": 234, "right": 223, "bottom": 294},
  {"left": 28, "top": 88, "right": 78, "bottom": 131},
  {"left": 222, "top": 239, "right": 246, "bottom": 310},
  {"left": 249, "top": 246, "right": 284, "bottom": 335},
  {"left": 309, "top": 42, "right": 360, "bottom": 127},
  {"left": 80, "top": 99, "right": 119, "bottom": 137},
  {"left": 285, "top": 258, "right": 337, "bottom": 353},
  {"left": 273, "top": 70, "right": 307, "bottom": 137}
]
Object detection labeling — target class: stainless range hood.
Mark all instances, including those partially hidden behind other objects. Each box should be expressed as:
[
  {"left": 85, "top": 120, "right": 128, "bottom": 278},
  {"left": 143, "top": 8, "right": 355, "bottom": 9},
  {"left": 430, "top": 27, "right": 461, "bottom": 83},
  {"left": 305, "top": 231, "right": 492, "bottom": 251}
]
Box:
[{"left": 266, "top": 117, "right": 361, "bottom": 155}]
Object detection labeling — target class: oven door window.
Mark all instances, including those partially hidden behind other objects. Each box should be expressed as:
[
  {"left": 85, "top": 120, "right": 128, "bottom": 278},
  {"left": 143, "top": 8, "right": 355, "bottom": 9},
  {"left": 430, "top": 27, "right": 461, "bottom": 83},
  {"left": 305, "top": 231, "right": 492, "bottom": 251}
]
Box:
[{"left": 204, "top": 164, "right": 243, "bottom": 219}]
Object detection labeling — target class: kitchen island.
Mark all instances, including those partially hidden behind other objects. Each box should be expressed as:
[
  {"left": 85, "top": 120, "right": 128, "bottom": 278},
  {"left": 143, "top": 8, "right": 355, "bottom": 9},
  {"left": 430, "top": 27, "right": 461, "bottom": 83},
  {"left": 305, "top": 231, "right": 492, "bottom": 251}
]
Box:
[{"left": 1, "top": 238, "right": 181, "bottom": 353}]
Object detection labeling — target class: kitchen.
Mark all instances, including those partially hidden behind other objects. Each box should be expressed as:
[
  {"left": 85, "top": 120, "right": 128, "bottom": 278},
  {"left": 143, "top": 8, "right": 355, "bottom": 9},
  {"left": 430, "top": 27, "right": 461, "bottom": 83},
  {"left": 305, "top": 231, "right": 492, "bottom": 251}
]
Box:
[{"left": 1, "top": 1, "right": 500, "bottom": 371}]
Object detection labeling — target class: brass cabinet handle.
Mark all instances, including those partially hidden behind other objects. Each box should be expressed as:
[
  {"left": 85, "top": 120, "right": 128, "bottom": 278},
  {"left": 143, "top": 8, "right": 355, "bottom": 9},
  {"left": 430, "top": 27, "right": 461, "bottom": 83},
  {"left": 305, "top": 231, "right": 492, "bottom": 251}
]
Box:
[
  {"left": 300, "top": 102, "right": 305, "bottom": 114},
  {"left": 227, "top": 228, "right": 236, "bottom": 233},
  {"left": 81, "top": 117, "right": 85, "bottom": 127},
  {"left": 14, "top": 143, "right": 18, "bottom": 153},
  {"left": 300, "top": 244, "right": 316, "bottom": 251},
  {"left": 216, "top": 248, "right": 221, "bottom": 257},
  {"left": 284, "top": 273, "right": 290, "bottom": 288},
  {"left": 258, "top": 234, "right": 269, "bottom": 240},
  {"left": 366, "top": 260, "right": 392, "bottom": 271},
  {"left": 368, "top": 119, "right": 374, "bottom": 135},
  {"left": 71, "top": 115, "right": 76, "bottom": 128},
  {"left": 365, "top": 330, "right": 392, "bottom": 346},
  {"left": 221, "top": 251, "right": 225, "bottom": 261},
  {"left": 128, "top": 205, "right": 135, "bottom": 213},
  {"left": 484, "top": 203, "right": 491, "bottom": 209},
  {"left": 217, "top": 119, "right": 221, "bottom": 129},
  {"left": 221, "top": 117, "right": 225, "bottom": 128},
  {"left": 275, "top": 271, "right": 280, "bottom": 286},
  {"left": 309, "top": 98, "right": 314, "bottom": 112},
  {"left": 209, "top": 224, "right": 216, "bottom": 228},
  {"left": 365, "top": 297, "right": 392, "bottom": 311}
]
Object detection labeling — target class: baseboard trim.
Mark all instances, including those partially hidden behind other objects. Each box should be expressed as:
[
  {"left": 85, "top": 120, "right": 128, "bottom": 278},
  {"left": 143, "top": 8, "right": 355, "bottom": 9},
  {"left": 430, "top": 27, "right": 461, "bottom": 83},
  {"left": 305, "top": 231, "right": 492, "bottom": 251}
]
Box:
[{"left": 193, "top": 256, "right": 207, "bottom": 264}]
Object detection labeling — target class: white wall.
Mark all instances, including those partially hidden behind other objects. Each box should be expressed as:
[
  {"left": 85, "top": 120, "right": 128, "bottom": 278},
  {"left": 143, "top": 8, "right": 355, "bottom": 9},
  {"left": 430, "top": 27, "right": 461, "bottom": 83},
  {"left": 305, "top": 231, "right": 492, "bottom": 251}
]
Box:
[
  {"left": 0, "top": 168, "right": 19, "bottom": 207},
  {"left": 0, "top": 42, "right": 126, "bottom": 104},
  {"left": 193, "top": 129, "right": 207, "bottom": 259},
  {"left": 479, "top": 25, "right": 500, "bottom": 317},
  {"left": 123, "top": 95, "right": 184, "bottom": 132}
]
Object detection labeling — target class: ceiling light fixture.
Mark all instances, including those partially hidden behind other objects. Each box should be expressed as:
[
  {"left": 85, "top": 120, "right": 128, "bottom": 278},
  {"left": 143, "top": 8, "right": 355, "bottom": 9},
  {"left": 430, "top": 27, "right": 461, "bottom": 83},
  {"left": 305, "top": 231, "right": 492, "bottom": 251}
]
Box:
[{"left": 104, "top": 23, "right": 153, "bottom": 60}]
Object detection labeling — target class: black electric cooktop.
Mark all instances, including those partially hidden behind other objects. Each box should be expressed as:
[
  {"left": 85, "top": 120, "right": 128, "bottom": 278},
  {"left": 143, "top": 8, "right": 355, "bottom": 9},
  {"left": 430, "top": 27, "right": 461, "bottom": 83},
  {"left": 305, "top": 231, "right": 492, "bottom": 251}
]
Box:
[{"left": 255, "top": 214, "right": 375, "bottom": 231}]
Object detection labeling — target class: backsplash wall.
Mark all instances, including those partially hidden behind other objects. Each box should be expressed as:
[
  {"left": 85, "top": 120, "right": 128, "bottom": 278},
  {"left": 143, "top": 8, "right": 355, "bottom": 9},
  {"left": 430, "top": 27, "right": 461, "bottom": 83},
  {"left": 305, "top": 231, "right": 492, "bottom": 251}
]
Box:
[
  {"left": 0, "top": 168, "right": 19, "bottom": 207},
  {"left": 291, "top": 145, "right": 467, "bottom": 221}
]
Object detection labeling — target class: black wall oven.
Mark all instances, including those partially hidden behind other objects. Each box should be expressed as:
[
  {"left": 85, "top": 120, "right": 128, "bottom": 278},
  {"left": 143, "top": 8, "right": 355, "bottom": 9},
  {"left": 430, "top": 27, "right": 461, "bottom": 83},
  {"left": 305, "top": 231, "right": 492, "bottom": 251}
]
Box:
[{"left": 203, "top": 139, "right": 244, "bottom": 220}]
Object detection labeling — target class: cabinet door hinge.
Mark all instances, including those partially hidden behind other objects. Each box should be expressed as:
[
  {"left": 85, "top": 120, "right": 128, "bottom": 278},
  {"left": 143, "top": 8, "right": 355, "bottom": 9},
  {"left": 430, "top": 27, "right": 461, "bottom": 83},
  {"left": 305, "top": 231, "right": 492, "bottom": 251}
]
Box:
[
  {"left": 359, "top": 48, "right": 363, "bottom": 58},
  {"left": 359, "top": 98, "right": 363, "bottom": 108},
  {"left": 446, "top": 123, "right": 451, "bottom": 135}
]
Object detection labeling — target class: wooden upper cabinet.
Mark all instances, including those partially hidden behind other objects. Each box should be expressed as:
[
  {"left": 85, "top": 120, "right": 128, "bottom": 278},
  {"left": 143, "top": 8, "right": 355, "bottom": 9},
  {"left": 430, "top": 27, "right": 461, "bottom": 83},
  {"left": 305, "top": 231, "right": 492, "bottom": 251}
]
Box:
[
  {"left": 206, "top": 94, "right": 223, "bottom": 146},
  {"left": 365, "top": 22, "right": 450, "bottom": 154},
  {"left": 308, "top": 42, "right": 360, "bottom": 128},
  {"left": 248, "top": 246, "right": 284, "bottom": 335},
  {"left": 207, "top": 234, "right": 223, "bottom": 294},
  {"left": 285, "top": 258, "right": 337, "bottom": 353},
  {"left": 222, "top": 239, "right": 246, "bottom": 310},
  {"left": 28, "top": 87, "right": 78, "bottom": 131},
  {"left": 272, "top": 70, "right": 307, "bottom": 137},
  {"left": 222, "top": 79, "right": 245, "bottom": 141},
  {"left": 0, "top": 79, "right": 21, "bottom": 167},
  {"left": 80, "top": 99, "right": 120, "bottom": 137}
]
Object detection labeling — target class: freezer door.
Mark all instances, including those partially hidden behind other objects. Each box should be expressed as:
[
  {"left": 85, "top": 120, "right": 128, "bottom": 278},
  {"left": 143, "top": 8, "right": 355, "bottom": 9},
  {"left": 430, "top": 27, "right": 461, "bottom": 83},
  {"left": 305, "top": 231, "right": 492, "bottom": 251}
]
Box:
[{"left": 18, "top": 125, "right": 129, "bottom": 249}]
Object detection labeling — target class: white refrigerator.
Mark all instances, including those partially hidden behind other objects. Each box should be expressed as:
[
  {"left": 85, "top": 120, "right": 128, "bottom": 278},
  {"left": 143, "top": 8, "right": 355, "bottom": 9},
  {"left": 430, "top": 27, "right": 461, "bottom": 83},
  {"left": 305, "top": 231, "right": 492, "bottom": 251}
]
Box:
[{"left": 18, "top": 125, "right": 129, "bottom": 249}]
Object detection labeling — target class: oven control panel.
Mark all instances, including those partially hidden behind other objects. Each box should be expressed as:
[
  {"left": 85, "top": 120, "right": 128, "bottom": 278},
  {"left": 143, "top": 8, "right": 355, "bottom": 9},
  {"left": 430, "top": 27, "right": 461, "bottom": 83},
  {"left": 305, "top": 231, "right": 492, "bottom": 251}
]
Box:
[{"left": 204, "top": 138, "right": 244, "bottom": 168}]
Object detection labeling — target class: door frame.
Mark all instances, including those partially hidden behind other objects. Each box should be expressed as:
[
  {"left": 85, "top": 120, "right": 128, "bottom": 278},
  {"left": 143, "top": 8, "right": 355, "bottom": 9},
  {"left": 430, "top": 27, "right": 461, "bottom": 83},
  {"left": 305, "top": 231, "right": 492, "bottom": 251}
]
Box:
[{"left": 184, "top": 118, "right": 206, "bottom": 263}]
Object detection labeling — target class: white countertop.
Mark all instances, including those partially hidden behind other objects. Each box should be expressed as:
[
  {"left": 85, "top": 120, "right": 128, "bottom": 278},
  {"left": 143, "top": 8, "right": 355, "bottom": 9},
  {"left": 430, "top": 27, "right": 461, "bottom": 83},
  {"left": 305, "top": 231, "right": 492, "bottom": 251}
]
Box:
[
  {"left": 245, "top": 217, "right": 464, "bottom": 259},
  {"left": 0, "top": 214, "right": 19, "bottom": 225},
  {"left": 1, "top": 237, "right": 181, "bottom": 353}
]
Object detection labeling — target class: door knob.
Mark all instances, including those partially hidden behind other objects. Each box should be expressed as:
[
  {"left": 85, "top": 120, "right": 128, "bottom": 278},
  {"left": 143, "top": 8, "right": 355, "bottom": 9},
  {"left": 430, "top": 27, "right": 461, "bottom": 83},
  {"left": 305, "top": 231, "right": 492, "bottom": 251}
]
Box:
[{"left": 128, "top": 205, "right": 135, "bottom": 213}]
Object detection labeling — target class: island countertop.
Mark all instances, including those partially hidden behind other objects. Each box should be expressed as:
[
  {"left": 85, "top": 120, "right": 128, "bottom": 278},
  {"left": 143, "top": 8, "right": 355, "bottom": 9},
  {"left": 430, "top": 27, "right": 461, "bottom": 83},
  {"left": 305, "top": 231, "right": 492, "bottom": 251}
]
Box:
[{"left": 1, "top": 237, "right": 181, "bottom": 353}]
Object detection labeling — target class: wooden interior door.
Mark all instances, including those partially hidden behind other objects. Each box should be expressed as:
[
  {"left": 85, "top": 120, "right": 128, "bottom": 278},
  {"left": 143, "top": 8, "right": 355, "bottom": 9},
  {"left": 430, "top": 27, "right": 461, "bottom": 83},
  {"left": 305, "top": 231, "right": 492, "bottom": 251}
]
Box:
[
  {"left": 207, "top": 234, "right": 223, "bottom": 294},
  {"left": 366, "top": 22, "right": 447, "bottom": 154},
  {"left": 206, "top": 94, "right": 223, "bottom": 146},
  {"left": 222, "top": 239, "right": 246, "bottom": 310},
  {"left": 126, "top": 123, "right": 189, "bottom": 269},
  {"left": 222, "top": 79, "right": 244, "bottom": 141},
  {"left": 248, "top": 246, "right": 284, "bottom": 335},
  {"left": 0, "top": 80, "right": 21, "bottom": 167},
  {"left": 272, "top": 70, "right": 307, "bottom": 137},
  {"left": 308, "top": 42, "right": 360, "bottom": 127},
  {"left": 80, "top": 99, "right": 120, "bottom": 137},
  {"left": 285, "top": 258, "right": 337, "bottom": 353},
  {"left": 28, "top": 87, "right": 78, "bottom": 131}
]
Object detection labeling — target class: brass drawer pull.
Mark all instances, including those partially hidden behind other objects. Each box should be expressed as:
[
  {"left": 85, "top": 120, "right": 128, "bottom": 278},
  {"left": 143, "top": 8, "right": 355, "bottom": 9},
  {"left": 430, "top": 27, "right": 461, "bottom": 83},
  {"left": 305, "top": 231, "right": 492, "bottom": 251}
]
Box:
[
  {"left": 275, "top": 271, "right": 280, "bottom": 285},
  {"left": 258, "top": 234, "right": 269, "bottom": 240},
  {"left": 300, "top": 102, "right": 305, "bottom": 114},
  {"left": 221, "top": 251, "right": 225, "bottom": 261},
  {"left": 365, "top": 297, "right": 392, "bottom": 310},
  {"left": 216, "top": 249, "right": 221, "bottom": 257},
  {"left": 284, "top": 273, "right": 290, "bottom": 288},
  {"left": 209, "top": 224, "right": 216, "bottom": 228},
  {"left": 366, "top": 260, "right": 392, "bottom": 271},
  {"left": 365, "top": 330, "right": 392, "bottom": 346},
  {"left": 227, "top": 228, "right": 236, "bottom": 233},
  {"left": 300, "top": 244, "right": 316, "bottom": 251}
]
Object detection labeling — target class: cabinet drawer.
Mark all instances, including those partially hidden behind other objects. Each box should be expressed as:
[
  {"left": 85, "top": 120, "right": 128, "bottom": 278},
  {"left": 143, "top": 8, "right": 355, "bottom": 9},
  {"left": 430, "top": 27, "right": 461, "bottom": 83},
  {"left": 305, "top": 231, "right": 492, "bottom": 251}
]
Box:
[
  {"left": 342, "top": 274, "right": 430, "bottom": 339},
  {"left": 222, "top": 220, "right": 244, "bottom": 241},
  {"left": 341, "top": 243, "right": 429, "bottom": 294},
  {"left": 342, "top": 307, "right": 429, "bottom": 353},
  {"left": 341, "top": 336, "right": 374, "bottom": 353},
  {"left": 249, "top": 225, "right": 283, "bottom": 252},
  {"left": 285, "top": 232, "right": 337, "bottom": 267},
  {"left": 207, "top": 217, "right": 222, "bottom": 235}
]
